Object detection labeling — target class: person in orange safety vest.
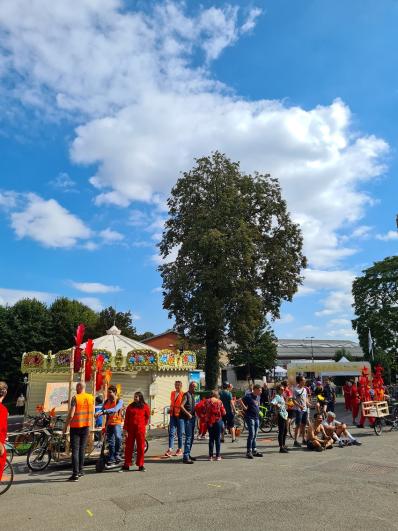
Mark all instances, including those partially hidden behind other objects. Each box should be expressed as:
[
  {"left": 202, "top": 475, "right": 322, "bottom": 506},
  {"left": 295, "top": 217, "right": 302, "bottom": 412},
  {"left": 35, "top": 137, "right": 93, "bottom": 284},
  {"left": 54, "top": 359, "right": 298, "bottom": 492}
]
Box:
[
  {"left": 64, "top": 382, "right": 94, "bottom": 482},
  {"left": 122, "top": 391, "right": 150, "bottom": 472},
  {"left": 95, "top": 385, "right": 124, "bottom": 468},
  {"left": 164, "top": 381, "right": 185, "bottom": 458}
]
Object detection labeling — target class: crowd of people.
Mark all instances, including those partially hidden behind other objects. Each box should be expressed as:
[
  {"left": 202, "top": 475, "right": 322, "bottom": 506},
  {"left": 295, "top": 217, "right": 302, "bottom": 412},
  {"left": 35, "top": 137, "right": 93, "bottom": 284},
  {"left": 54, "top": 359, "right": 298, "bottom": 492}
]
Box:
[{"left": 0, "top": 375, "right": 365, "bottom": 483}]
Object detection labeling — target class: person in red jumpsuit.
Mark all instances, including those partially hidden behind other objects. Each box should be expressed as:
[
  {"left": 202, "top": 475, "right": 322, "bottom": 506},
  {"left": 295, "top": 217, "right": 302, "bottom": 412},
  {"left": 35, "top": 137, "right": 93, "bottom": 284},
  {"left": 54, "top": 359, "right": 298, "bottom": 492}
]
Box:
[
  {"left": 122, "top": 391, "right": 150, "bottom": 472},
  {"left": 350, "top": 380, "right": 360, "bottom": 425},
  {"left": 195, "top": 397, "right": 208, "bottom": 439},
  {"left": 0, "top": 381, "right": 8, "bottom": 480},
  {"left": 343, "top": 380, "right": 352, "bottom": 411},
  {"left": 357, "top": 367, "right": 374, "bottom": 428}
]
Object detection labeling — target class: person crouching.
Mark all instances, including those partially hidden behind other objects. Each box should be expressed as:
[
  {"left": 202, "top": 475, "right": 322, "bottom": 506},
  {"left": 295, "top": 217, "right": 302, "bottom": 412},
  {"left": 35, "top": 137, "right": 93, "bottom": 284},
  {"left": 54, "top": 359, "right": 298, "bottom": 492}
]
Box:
[{"left": 122, "top": 392, "right": 150, "bottom": 472}]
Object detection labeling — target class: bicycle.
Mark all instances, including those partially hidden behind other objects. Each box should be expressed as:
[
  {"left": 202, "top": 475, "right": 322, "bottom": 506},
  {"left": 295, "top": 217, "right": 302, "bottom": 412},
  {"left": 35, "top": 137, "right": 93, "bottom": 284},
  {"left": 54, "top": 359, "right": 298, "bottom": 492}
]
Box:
[
  {"left": 373, "top": 401, "right": 398, "bottom": 436},
  {"left": 259, "top": 404, "right": 278, "bottom": 433},
  {"left": 0, "top": 458, "right": 14, "bottom": 495}
]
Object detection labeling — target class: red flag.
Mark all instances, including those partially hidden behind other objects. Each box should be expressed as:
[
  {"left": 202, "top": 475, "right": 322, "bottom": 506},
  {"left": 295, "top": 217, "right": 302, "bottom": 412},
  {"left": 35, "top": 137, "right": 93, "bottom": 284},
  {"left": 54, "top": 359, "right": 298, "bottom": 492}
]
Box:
[
  {"left": 95, "top": 355, "right": 105, "bottom": 391},
  {"left": 74, "top": 323, "right": 85, "bottom": 373},
  {"left": 74, "top": 346, "right": 82, "bottom": 373},
  {"left": 84, "top": 339, "right": 94, "bottom": 382},
  {"left": 75, "top": 324, "right": 85, "bottom": 347}
]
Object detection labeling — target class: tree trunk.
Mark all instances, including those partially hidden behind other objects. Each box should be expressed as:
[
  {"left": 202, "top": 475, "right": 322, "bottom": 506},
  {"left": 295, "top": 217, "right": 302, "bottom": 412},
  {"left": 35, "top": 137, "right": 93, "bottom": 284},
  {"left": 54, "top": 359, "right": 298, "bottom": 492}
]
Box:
[{"left": 205, "top": 332, "right": 220, "bottom": 390}]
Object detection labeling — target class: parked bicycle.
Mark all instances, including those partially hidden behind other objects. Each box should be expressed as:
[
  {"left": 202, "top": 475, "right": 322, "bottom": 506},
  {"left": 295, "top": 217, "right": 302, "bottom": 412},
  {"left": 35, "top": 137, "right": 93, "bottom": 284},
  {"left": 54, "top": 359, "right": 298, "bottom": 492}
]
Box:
[
  {"left": 0, "top": 458, "right": 14, "bottom": 495},
  {"left": 373, "top": 401, "right": 398, "bottom": 436}
]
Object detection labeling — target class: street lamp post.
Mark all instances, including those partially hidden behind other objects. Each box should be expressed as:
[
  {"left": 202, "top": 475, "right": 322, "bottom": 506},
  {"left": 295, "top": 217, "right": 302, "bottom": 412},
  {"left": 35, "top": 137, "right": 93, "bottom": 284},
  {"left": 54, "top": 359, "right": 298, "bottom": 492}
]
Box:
[{"left": 305, "top": 336, "right": 315, "bottom": 375}]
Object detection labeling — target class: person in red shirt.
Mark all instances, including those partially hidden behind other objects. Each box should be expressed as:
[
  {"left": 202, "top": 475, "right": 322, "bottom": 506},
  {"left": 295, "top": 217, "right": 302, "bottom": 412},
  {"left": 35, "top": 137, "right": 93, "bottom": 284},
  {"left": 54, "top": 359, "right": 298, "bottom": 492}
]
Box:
[
  {"left": 122, "top": 392, "right": 150, "bottom": 472},
  {"left": 195, "top": 397, "right": 208, "bottom": 439},
  {"left": 350, "top": 380, "right": 360, "bottom": 425},
  {"left": 343, "top": 380, "right": 352, "bottom": 411},
  {"left": 204, "top": 390, "right": 226, "bottom": 461},
  {"left": 0, "top": 381, "right": 8, "bottom": 480}
]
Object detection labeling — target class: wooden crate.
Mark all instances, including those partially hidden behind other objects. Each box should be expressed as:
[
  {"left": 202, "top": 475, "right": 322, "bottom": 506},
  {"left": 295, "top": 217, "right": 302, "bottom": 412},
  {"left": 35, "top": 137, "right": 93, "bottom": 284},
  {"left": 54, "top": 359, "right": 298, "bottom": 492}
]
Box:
[{"left": 361, "top": 401, "right": 389, "bottom": 418}]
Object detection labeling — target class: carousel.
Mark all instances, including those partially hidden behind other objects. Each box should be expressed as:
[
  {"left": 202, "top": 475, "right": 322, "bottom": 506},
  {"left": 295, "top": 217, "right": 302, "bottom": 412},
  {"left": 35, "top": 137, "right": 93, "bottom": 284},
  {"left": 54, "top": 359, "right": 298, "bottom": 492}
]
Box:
[{"left": 21, "top": 324, "right": 197, "bottom": 429}]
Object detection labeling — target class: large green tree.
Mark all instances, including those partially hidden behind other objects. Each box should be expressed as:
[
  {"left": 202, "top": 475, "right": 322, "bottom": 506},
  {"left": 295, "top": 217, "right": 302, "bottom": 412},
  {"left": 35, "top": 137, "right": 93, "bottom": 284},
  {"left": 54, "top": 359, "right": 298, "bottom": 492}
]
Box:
[
  {"left": 352, "top": 255, "right": 398, "bottom": 372},
  {"left": 229, "top": 323, "right": 277, "bottom": 380},
  {"left": 159, "top": 152, "right": 306, "bottom": 388},
  {"left": 49, "top": 297, "right": 98, "bottom": 352},
  {"left": 93, "top": 306, "right": 137, "bottom": 338},
  {"left": 0, "top": 299, "right": 52, "bottom": 394}
]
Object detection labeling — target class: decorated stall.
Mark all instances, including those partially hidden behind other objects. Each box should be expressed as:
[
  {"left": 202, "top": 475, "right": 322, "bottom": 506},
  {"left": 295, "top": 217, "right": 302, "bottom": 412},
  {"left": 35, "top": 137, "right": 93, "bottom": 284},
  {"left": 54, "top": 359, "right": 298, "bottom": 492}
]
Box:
[{"left": 21, "top": 325, "right": 197, "bottom": 429}]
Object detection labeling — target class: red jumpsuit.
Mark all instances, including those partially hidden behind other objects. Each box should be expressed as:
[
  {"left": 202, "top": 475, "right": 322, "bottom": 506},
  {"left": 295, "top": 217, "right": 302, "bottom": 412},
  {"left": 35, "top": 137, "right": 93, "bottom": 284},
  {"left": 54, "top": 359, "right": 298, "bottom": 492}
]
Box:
[
  {"left": 343, "top": 384, "right": 352, "bottom": 411},
  {"left": 195, "top": 399, "right": 208, "bottom": 437},
  {"left": 358, "top": 373, "right": 373, "bottom": 427},
  {"left": 0, "top": 402, "right": 8, "bottom": 479},
  {"left": 351, "top": 383, "right": 360, "bottom": 423},
  {"left": 123, "top": 403, "right": 150, "bottom": 468}
]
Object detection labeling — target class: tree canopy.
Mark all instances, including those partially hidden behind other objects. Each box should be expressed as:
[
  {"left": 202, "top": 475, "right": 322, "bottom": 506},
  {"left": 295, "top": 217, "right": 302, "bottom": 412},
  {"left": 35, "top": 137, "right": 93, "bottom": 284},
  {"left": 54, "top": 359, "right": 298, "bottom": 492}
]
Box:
[
  {"left": 0, "top": 298, "right": 141, "bottom": 397},
  {"left": 229, "top": 323, "right": 277, "bottom": 380},
  {"left": 352, "top": 255, "right": 398, "bottom": 362},
  {"left": 159, "top": 152, "right": 306, "bottom": 388}
]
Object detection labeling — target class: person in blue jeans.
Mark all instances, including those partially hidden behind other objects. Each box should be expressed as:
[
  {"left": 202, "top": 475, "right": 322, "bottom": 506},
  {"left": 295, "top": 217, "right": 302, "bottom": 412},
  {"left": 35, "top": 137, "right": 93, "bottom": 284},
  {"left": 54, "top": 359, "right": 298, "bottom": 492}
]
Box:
[
  {"left": 241, "top": 384, "right": 263, "bottom": 459},
  {"left": 180, "top": 381, "right": 198, "bottom": 464},
  {"left": 205, "top": 390, "right": 226, "bottom": 461},
  {"left": 165, "top": 381, "right": 185, "bottom": 457},
  {"left": 95, "top": 385, "right": 124, "bottom": 467}
]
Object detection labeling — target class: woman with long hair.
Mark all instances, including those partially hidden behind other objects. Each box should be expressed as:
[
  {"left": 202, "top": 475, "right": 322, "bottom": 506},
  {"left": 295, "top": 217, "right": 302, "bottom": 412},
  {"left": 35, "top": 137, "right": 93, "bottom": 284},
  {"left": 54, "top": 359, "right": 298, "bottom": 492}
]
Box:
[
  {"left": 205, "top": 390, "right": 226, "bottom": 461},
  {"left": 122, "top": 391, "right": 150, "bottom": 472}
]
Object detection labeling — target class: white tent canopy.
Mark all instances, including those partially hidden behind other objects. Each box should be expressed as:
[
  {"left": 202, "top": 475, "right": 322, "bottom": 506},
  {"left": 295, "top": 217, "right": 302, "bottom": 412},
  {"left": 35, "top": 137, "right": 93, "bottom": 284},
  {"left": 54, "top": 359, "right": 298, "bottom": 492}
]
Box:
[{"left": 274, "top": 365, "right": 287, "bottom": 375}]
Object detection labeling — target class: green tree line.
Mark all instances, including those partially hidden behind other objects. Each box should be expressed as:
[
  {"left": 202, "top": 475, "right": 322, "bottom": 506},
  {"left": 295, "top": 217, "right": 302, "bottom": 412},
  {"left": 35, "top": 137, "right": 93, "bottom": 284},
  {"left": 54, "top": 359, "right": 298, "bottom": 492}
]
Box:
[{"left": 0, "top": 297, "right": 153, "bottom": 394}]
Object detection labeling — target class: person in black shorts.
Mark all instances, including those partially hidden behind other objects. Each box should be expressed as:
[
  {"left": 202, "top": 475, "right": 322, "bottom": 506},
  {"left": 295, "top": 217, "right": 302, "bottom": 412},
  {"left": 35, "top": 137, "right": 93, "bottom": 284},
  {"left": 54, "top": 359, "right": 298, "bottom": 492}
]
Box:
[{"left": 219, "top": 382, "right": 236, "bottom": 443}]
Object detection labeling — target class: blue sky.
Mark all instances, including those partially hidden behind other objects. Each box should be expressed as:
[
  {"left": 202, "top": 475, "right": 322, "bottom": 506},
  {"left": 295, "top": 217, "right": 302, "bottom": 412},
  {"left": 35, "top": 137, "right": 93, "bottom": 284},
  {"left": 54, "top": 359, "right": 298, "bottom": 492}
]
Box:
[{"left": 0, "top": 0, "right": 396, "bottom": 340}]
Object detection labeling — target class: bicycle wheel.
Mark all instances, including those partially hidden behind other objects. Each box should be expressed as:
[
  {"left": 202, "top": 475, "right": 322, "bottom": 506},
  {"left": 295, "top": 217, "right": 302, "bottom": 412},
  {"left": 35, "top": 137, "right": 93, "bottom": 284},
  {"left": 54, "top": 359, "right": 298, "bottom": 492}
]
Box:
[
  {"left": 27, "top": 438, "right": 51, "bottom": 471},
  {"left": 260, "top": 417, "right": 273, "bottom": 433},
  {"left": 0, "top": 459, "right": 13, "bottom": 495},
  {"left": 5, "top": 446, "right": 14, "bottom": 463},
  {"left": 373, "top": 418, "right": 383, "bottom": 436}
]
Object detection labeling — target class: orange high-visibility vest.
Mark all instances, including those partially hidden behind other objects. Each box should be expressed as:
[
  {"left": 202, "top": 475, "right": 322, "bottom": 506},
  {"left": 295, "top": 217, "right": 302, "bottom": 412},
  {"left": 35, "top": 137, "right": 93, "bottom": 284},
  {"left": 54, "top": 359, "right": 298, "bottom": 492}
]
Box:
[
  {"left": 70, "top": 392, "right": 94, "bottom": 428},
  {"left": 103, "top": 400, "right": 123, "bottom": 425},
  {"left": 170, "top": 390, "right": 184, "bottom": 417}
]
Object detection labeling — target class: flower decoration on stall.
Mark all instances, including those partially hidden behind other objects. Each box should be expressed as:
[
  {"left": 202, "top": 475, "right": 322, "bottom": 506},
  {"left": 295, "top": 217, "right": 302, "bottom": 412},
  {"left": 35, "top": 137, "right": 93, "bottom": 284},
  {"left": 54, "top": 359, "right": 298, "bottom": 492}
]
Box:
[
  {"left": 53, "top": 349, "right": 72, "bottom": 371},
  {"left": 22, "top": 351, "right": 46, "bottom": 371},
  {"left": 126, "top": 349, "right": 158, "bottom": 368}
]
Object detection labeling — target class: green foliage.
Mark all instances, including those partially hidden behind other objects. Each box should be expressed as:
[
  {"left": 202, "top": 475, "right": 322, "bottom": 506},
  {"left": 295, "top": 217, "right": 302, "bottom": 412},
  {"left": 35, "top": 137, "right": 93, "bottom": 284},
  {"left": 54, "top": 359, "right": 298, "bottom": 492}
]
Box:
[
  {"left": 159, "top": 152, "right": 306, "bottom": 388},
  {"left": 352, "top": 256, "right": 398, "bottom": 361},
  {"left": 94, "top": 306, "right": 137, "bottom": 339},
  {"left": 229, "top": 323, "right": 277, "bottom": 380},
  {"left": 333, "top": 348, "right": 354, "bottom": 362},
  {"left": 135, "top": 331, "right": 155, "bottom": 341},
  {"left": 0, "top": 298, "right": 140, "bottom": 395},
  {"left": 49, "top": 297, "right": 98, "bottom": 352}
]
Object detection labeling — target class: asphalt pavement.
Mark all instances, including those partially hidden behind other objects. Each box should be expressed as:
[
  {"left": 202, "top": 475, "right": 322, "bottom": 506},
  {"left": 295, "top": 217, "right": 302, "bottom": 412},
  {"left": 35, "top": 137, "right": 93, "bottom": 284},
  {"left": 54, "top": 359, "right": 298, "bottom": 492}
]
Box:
[{"left": 2, "top": 406, "right": 398, "bottom": 531}]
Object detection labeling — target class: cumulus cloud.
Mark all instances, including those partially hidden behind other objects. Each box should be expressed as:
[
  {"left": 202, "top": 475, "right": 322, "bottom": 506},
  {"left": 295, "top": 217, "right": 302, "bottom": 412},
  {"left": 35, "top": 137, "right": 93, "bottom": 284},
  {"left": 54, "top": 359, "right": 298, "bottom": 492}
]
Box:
[
  {"left": 10, "top": 194, "right": 92, "bottom": 248},
  {"left": 78, "top": 297, "right": 103, "bottom": 312},
  {"left": 99, "top": 228, "right": 124, "bottom": 242},
  {"left": 0, "top": 0, "right": 389, "bottom": 303},
  {"left": 70, "top": 281, "right": 121, "bottom": 294},
  {"left": 278, "top": 313, "right": 295, "bottom": 324},
  {"left": 376, "top": 230, "right": 398, "bottom": 241},
  {"left": 49, "top": 172, "right": 77, "bottom": 191},
  {"left": 0, "top": 191, "right": 18, "bottom": 209},
  {"left": 0, "top": 287, "right": 55, "bottom": 306},
  {"left": 315, "top": 290, "right": 353, "bottom": 317}
]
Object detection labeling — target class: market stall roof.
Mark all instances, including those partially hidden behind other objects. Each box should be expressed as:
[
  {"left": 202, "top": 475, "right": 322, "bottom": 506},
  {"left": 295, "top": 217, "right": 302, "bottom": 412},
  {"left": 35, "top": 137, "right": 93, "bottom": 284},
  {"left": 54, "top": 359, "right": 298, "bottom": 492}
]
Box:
[{"left": 81, "top": 325, "right": 159, "bottom": 356}]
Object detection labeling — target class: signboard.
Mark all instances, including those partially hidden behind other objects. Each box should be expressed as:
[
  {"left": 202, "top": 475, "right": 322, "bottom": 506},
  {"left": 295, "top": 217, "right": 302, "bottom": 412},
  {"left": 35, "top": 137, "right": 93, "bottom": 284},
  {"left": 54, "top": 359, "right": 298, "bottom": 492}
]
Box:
[
  {"left": 287, "top": 361, "right": 371, "bottom": 378},
  {"left": 43, "top": 382, "right": 70, "bottom": 412},
  {"left": 188, "top": 370, "right": 202, "bottom": 388}
]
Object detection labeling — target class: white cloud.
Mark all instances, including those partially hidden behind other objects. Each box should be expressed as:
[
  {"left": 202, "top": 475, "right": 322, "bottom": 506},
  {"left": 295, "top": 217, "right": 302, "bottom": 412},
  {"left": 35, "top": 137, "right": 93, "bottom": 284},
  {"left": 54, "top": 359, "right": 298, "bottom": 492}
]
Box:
[
  {"left": 303, "top": 268, "right": 355, "bottom": 291},
  {"left": 151, "top": 287, "right": 163, "bottom": 293},
  {"left": 132, "top": 313, "right": 141, "bottom": 321},
  {"left": 376, "top": 230, "right": 398, "bottom": 241},
  {"left": 299, "top": 324, "right": 319, "bottom": 332},
  {"left": 0, "top": 191, "right": 18, "bottom": 209},
  {"left": 327, "top": 327, "right": 357, "bottom": 340},
  {"left": 70, "top": 281, "right": 121, "bottom": 294},
  {"left": 0, "top": 287, "right": 55, "bottom": 306},
  {"left": 10, "top": 193, "right": 92, "bottom": 248},
  {"left": 50, "top": 172, "right": 76, "bottom": 191},
  {"left": 99, "top": 228, "right": 124, "bottom": 242},
  {"left": 278, "top": 313, "right": 294, "bottom": 324},
  {"left": 0, "top": 1, "right": 389, "bottom": 269},
  {"left": 78, "top": 297, "right": 103, "bottom": 312},
  {"left": 315, "top": 290, "right": 353, "bottom": 317},
  {"left": 328, "top": 318, "right": 351, "bottom": 326}
]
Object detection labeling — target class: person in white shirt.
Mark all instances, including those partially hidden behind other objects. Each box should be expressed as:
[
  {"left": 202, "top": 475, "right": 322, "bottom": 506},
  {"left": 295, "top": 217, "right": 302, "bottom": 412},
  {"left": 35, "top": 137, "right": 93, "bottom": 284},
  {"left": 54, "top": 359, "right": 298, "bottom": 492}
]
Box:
[{"left": 292, "top": 375, "right": 311, "bottom": 447}]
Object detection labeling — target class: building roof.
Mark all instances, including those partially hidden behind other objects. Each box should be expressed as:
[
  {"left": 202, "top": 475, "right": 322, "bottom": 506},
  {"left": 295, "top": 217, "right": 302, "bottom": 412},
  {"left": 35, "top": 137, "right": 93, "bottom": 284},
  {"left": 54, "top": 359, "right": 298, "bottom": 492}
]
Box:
[
  {"left": 141, "top": 329, "right": 177, "bottom": 342},
  {"left": 81, "top": 325, "right": 159, "bottom": 356},
  {"left": 277, "top": 339, "right": 363, "bottom": 359}
]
